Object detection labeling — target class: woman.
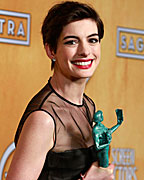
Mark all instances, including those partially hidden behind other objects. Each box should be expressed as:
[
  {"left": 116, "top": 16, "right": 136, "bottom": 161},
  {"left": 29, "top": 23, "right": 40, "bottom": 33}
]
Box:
[{"left": 6, "top": 1, "right": 114, "bottom": 180}]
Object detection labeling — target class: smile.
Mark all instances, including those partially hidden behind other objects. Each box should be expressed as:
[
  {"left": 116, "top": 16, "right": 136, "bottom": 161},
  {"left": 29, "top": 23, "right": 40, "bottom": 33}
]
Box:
[
  {"left": 73, "top": 61, "right": 91, "bottom": 66},
  {"left": 72, "top": 59, "right": 94, "bottom": 69}
]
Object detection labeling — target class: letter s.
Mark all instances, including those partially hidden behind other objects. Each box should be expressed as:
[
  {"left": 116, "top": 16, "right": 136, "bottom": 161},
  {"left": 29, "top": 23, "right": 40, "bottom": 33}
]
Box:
[{"left": 121, "top": 35, "right": 127, "bottom": 50}]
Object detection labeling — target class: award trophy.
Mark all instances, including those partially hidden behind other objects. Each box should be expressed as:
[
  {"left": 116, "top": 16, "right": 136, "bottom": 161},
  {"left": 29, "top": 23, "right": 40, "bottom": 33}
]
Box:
[{"left": 92, "top": 109, "right": 123, "bottom": 168}]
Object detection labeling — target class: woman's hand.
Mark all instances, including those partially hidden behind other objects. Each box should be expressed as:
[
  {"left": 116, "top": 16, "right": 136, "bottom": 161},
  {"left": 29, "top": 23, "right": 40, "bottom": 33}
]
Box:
[{"left": 80, "top": 162, "right": 114, "bottom": 180}]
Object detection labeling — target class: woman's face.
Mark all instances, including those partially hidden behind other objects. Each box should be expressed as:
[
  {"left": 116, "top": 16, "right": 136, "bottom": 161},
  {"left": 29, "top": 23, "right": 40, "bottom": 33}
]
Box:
[{"left": 54, "top": 18, "right": 101, "bottom": 80}]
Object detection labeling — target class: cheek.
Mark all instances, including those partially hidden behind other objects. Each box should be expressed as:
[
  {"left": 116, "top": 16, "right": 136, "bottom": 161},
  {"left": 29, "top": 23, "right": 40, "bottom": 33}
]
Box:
[
  {"left": 63, "top": 49, "right": 77, "bottom": 62},
  {"left": 94, "top": 45, "right": 101, "bottom": 58},
  {"left": 98, "top": 47, "right": 101, "bottom": 59},
  {"left": 57, "top": 47, "right": 75, "bottom": 59}
]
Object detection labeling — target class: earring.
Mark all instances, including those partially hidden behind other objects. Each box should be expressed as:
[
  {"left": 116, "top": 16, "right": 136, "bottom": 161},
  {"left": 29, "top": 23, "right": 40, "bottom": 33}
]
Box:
[{"left": 52, "top": 58, "right": 56, "bottom": 62}]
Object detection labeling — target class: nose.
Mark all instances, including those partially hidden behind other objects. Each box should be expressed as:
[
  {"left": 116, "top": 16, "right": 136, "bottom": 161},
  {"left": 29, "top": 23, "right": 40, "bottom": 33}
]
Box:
[{"left": 77, "top": 41, "right": 90, "bottom": 57}]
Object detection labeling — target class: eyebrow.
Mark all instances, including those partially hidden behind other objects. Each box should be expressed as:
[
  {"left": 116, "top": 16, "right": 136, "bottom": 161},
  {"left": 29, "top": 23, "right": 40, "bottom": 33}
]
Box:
[
  {"left": 63, "top": 33, "right": 99, "bottom": 41},
  {"left": 63, "top": 36, "right": 79, "bottom": 40},
  {"left": 88, "top": 33, "right": 99, "bottom": 38}
]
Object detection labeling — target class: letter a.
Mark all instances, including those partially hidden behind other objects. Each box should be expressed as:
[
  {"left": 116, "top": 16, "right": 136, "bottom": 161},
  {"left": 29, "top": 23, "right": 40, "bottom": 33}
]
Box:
[
  {"left": 128, "top": 37, "right": 135, "bottom": 51},
  {"left": 17, "top": 22, "right": 25, "bottom": 37}
]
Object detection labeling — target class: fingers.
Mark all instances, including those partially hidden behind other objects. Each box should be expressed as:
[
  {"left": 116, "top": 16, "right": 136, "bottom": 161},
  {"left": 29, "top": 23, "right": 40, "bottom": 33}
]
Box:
[
  {"left": 107, "top": 164, "right": 115, "bottom": 179},
  {"left": 84, "top": 163, "right": 115, "bottom": 180},
  {"left": 98, "top": 164, "right": 114, "bottom": 179},
  {"left": 108, "top": 163, "right": 114, "bottom": 171}
]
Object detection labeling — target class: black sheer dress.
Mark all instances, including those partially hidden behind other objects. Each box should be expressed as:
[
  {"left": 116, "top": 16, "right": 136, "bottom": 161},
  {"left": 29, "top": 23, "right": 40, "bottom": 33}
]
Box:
[{"left": 14, "top": 78, "right": 98, "bottom": 180}]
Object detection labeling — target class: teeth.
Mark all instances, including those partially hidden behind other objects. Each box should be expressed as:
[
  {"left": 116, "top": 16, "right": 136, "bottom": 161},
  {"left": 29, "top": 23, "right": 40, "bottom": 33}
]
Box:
[{"left": 73, "top": 61, "right": 92, "bottom": 66}]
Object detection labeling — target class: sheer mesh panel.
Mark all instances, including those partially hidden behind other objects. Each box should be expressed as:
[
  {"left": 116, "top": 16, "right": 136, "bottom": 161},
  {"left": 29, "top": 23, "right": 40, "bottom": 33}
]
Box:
[
  {"left": 14, "top": 78, "right": 97, "bottom": 180},
  {"left": 15, "top": 78, "right": 95, "bottom": 151}
]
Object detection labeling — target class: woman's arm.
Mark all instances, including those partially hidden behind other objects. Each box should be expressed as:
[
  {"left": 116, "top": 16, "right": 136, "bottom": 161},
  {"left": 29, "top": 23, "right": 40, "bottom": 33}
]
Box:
[{"left": 6, "top": 111, "right": 55, "bottom": 180}]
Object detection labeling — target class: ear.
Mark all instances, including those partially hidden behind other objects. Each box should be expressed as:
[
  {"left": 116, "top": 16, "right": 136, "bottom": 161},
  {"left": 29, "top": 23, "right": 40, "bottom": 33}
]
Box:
[{"left": 45, "top": 43, "right": 55, "bottom": 59}]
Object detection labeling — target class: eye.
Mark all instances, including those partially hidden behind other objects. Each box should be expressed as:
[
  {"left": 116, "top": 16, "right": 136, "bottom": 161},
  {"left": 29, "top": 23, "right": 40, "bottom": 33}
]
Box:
[
  {"left": 64, "top": 40, "right": 78, "bottom": 45},
  {"left": 88, "top": 38, "right": 99, "bottom": 44}
]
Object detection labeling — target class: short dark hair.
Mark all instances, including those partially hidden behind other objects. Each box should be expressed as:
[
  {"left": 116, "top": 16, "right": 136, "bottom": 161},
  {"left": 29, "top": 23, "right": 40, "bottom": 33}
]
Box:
[{"left": 41, "top": 1, "right": 104, "bottom": 54}]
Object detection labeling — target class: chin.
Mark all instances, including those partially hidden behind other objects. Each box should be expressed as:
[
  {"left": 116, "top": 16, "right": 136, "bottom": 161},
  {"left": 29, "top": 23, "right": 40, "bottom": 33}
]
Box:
[
  {"left": 78, "top": 73, "right": 94, "bottom": 79},
  {"left": 83, "top": 69, "right": 96, "bottom": 78}
]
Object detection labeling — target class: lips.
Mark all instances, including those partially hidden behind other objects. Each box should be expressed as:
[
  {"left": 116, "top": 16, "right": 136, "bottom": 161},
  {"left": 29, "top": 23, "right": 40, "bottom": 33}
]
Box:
[{"left": 71, "top": 59, "right": 94, "bottom": 69}]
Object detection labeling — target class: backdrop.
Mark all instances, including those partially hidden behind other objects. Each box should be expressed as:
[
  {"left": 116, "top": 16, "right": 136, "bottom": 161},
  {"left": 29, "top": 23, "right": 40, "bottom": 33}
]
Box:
[{"left": 0, "top": 0, "right": 144, "bottom": 179}]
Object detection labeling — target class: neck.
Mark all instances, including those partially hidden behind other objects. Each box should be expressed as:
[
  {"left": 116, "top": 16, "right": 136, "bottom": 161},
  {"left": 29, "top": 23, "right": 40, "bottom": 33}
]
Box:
[{"left": 50, "top": 73, "right": 87, "bottom": 105}]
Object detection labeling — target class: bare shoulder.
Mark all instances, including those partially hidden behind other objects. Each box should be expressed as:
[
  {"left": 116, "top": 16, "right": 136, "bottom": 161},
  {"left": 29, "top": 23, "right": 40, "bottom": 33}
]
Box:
[
  {"left": 6, "top": 110, "right": 55, "bottom": 180},
  {"left": 25, "top": 110, "right": 55, "bottom": 129},
  {"left": 18, "top": 110, "right": 55, "bottom": 150}
]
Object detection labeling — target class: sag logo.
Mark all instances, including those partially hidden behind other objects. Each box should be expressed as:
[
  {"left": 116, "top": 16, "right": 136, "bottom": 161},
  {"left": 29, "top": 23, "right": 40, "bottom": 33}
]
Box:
[
  {"left": 116, "top": 27, "right": 144, "bottom": 60},
  {"left": 0, "top": 10, "right": 31, "bottom": 45},
  {"left": 0, "top": 142, "right": 15, "bottom": 180},
  {"left": 112, "top": 148, "right": 137, "bottom": 180}
]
